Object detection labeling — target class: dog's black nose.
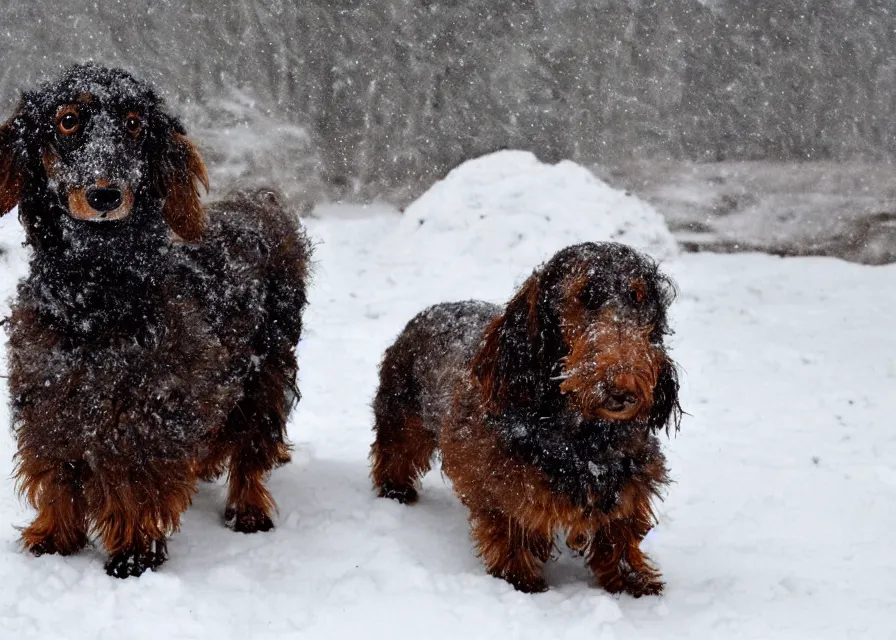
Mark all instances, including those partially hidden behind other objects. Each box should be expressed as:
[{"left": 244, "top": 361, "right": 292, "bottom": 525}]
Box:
[{"left": 85, "top": 186, "right": 123, "bottom": 213}]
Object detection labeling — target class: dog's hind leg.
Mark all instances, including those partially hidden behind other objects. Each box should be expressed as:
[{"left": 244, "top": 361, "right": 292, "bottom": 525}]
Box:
[
  {"left": 370, "top": 343, "right": 437, "bottom": 505},
  {"left": 222, "top": 356, "right": 294, "bottom": 534},
  {"left": 17, "top": 456, "right": 89, "bottom": 557}
]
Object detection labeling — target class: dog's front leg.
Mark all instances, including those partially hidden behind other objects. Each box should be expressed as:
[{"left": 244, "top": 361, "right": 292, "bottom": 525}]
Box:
[
  {"left": 471, "top": 508, "right": 552, "bottom": 593},
  {"left": 587, "top": 517, "right": 664, "bottom": 597},
  {"left": 89, "top": 459, "right": 196, "bottom": 578},
  {"left": 17, "top": 456, "right": 89, "bottom": 556}
]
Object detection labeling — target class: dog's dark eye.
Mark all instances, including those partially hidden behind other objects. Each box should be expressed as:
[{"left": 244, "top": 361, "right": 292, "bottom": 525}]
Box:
[
  {"left": 125, "top": 113, "right": 142, "bottom": 136},
  {"left": 626, "top": 277, "right": 650, "bottom": 306},
  {"left": 579, "top": 286, "right": 607, "bottom": 311},
  {"left": 57, "top": 112, "right": 80, "bottom": 135}
]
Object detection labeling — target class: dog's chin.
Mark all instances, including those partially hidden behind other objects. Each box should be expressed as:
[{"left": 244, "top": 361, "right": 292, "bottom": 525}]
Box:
[
  {"left": 66, "top": 188, "right": 134, "bottom": 222},
  {"left": 588, "top": 404, "right": 643, "bottom": 423}
]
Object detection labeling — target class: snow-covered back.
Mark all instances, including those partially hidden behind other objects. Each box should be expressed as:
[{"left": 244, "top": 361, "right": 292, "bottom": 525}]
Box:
[{"left": 398, "top": 151, "right": 678, "bottom": 269}]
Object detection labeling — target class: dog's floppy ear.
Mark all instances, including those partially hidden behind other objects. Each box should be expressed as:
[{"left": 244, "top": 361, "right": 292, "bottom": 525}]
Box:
[
  {"left": 0, "top": 104, "right": 27, "bottom": 216},
  {"left": 648, "top": 360, "right": 682, "bottom": 435},
  {"left": 472, "top": 273, "right": 547, "bottom": 414},
  {"left": 150, "top": 113, "right": 209, "bottom": 242}
]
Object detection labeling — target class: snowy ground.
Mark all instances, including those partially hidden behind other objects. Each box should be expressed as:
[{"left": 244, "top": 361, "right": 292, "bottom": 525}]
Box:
[{"left": 0, "top": 153, "right": 895, "bottom": 639}]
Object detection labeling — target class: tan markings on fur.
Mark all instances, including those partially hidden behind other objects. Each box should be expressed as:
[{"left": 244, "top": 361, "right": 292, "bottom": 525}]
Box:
[
  {"left": 0, "top": 167, "right": 21, "bottom": 214},
  {"left": 558, "top": 275, "right": 663, "bottom": 421},
  {"left": 15, "top": 454, "right": 88, "bottom": 555},
  {"left": 0, "top": 163, "right": 22, "bottom": 214},
  {"left": 90, "top": 460, "right": 197, "bottom": 555},
  {"left": 163, "top": 133, "right": 209, "bottom": 242},
  {"left": 559, "top": 317, "right": 659, "bottom": 421},
  {"left": 274, "top": 441, "right": 293, "bottom": 467},
  {"left": 226, "top": 466, "right": 277, "bottom": 517},
  {"left": 471, "top": 509, "right": 553, "bottom": 592},
  {"left": 67, "top": 185, "right": 134, "bottom": 221},
  {"left": 631, "top": 277, "right": 648, "bottom": 303},
  {"left": 197, "top": 436, "right": 290, "bottom": 518},
  {"left": 0, "top": 110, "right": 23, "bottom": 214},
  {"left": 41, "top": 149, "right": 58, "bottom": 178}
]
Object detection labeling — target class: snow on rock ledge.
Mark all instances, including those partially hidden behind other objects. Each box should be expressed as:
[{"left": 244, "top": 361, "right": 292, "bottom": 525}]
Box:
[{"left": 400, "top": 150, "right": 678, "bottom": 267}]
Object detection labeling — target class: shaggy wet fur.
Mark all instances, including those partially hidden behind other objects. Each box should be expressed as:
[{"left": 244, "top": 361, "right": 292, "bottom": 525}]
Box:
[
  {"left": 0, "top": 64, "right": 310, "bottom": 577},
  {"left": 371, "top": 242, "right": 681, "bottom": 596}
]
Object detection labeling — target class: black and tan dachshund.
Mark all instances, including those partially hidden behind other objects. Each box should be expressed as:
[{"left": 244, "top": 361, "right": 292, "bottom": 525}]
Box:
[
  {"left": 0, "top": 63, "right": 311, "bottom": 577},
  {"left": 371, "top": 242, "right": 681, "bottom": 595}
]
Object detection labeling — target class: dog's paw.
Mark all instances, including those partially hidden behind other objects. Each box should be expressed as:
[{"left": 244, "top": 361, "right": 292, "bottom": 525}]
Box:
[
  {"left": 104, "top": 541, "right": 168, "bottom": 579},
  {"left": 628, "top": 577, "right": 664, "bottom": 598},
  {"left": 620, "top": 573, "right": 665, "bottom": 598},
  {"left": 225, "top": 505, "right": 274, "bottom": 534},
  {"left": 23, "top": 531, "right": 87, "bottom": 557},
  {"left": 378, "top": 482, "right": 418, "bottom": 505},
  {"left": 602, "top": 570, "right": 665, "bottom": 598},
  {"left": 497, "top": 571, "right": 549, "bottom": 594},
  {"left": 26, "top": 538, "right": 57, "bottom": 557}
]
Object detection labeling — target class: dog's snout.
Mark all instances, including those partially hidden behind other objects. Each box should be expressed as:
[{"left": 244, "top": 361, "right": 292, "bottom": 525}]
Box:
[
  {"left": 602, "top": 390, "right": 638, "bottom": 414},
  {"left": 85, "top": 186, "right": 123, "bottom": 213},
  {"left": 596, "top": 371, "right": 651, "bottom": 420}
]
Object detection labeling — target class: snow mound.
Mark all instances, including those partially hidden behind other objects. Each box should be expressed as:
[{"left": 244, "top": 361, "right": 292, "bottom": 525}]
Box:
[
  {"left": 0, "top": 209, "right": 29, "bottom": 304},
  {"left": 400, "top": 151, "right": 678, "bottom": 267}
]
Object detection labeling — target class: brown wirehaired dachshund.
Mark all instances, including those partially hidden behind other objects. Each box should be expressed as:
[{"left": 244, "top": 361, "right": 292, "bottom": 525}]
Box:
[
  {"left": 0, "top": 63, "right": 311, "bottom": 577},
  {"left": 371, "top": 242, "right": 682, "bottom": 595}
]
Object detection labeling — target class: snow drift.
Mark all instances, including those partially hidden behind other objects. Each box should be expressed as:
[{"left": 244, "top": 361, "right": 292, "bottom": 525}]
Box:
[{"left": 397, "top": 150, "right": 678, "bottom": 270}]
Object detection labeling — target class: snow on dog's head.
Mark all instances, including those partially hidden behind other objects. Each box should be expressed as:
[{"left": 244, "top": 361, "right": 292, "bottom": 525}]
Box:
[{"left": 400, "top": 150, "right": 678, "bottom": 268}]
